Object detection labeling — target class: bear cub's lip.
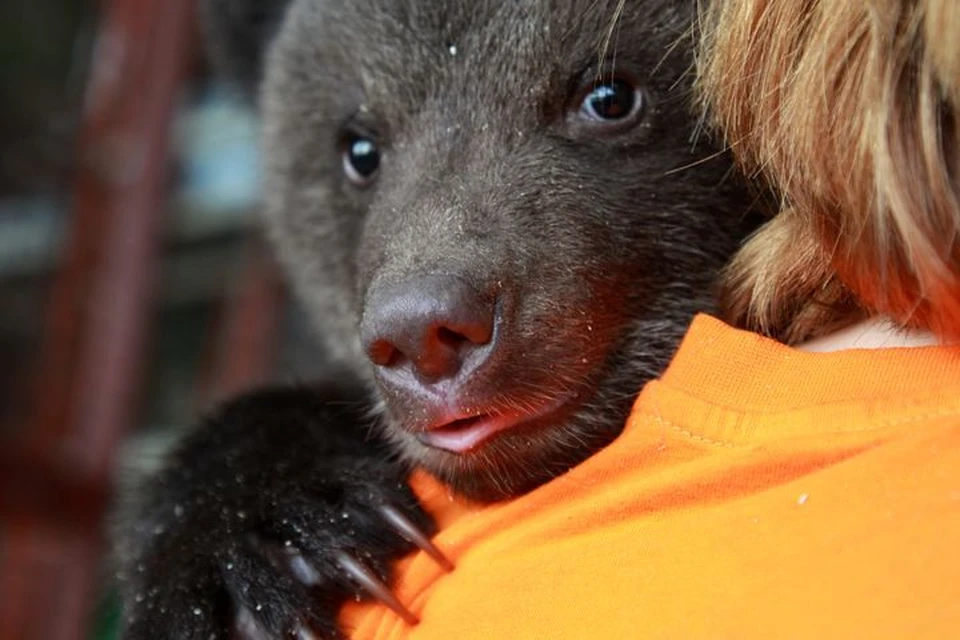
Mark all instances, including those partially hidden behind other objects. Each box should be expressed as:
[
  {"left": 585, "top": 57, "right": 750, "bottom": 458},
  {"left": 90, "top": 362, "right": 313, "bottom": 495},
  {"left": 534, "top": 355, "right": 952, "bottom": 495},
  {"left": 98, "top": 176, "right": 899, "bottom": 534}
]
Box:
[
  {"left": 416, "top": 414, "right": 512, "bottom": 453},
  {"left": 415, "top": 396, "right": 571, "bottom": 454}
]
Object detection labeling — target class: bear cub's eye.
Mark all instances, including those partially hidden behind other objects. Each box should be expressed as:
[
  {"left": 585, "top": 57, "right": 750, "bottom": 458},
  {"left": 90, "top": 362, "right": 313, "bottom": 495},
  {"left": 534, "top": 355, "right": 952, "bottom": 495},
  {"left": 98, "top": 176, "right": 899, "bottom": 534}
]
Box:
[
  {"left": 577, "top": 77, "right": 644, "bottom": 126},
  {"left": 343, "top": 134, "right": 380, "bottom": 186}
]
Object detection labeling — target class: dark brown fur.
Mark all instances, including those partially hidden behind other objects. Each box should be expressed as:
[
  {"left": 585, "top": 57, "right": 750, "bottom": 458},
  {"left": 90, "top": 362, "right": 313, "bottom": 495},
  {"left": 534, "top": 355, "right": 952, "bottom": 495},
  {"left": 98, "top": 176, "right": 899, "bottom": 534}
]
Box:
[
  {"left": 258, "top": 0, "right": 755, "bottom": 499},
  {"left": 117, "top": 1, "right": 757, "bottom": 637}
]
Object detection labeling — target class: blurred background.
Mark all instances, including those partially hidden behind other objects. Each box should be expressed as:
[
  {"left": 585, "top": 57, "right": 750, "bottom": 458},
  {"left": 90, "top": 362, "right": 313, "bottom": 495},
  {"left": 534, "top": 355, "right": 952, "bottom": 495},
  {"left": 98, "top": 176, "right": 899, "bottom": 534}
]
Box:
[{"left": 0, "top": 1, "right": 325, "bottom": 638}]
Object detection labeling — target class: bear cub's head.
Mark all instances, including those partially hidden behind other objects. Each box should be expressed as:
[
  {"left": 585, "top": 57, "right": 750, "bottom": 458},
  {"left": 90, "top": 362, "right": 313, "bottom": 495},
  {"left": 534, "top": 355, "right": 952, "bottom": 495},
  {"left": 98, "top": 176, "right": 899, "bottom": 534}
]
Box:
[{"left": 206, "top": 0, "right": 755, "bottom": 501}]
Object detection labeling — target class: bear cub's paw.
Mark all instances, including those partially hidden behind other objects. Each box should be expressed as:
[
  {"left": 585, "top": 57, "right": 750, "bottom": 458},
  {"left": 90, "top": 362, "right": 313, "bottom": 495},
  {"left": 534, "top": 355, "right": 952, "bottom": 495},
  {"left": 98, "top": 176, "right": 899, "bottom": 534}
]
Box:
[{"left": 116, "top": 385, "right": 448, "bottom": 640}]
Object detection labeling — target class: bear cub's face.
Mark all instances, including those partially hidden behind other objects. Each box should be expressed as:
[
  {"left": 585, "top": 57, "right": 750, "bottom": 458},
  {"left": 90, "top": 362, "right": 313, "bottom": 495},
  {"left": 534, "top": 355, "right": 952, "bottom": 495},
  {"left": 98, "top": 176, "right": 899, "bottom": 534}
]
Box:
[{"left": 260, "top": 0, "right": 751, "bottom": 501}]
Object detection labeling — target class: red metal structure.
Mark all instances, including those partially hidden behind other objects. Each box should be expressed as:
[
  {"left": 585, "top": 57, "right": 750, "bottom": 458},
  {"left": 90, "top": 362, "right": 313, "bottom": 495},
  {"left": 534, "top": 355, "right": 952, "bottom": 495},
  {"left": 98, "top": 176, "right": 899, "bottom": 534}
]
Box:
[{"left": 0, "top": 1, "right": 201, "bottom": 637}]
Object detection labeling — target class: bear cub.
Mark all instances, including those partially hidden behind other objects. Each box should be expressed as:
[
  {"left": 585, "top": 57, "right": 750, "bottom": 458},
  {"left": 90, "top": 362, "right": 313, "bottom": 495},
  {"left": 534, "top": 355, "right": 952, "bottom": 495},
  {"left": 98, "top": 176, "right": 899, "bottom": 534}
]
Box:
[{"left": 117, "top": 0, "right": 756, "bottom": 638}]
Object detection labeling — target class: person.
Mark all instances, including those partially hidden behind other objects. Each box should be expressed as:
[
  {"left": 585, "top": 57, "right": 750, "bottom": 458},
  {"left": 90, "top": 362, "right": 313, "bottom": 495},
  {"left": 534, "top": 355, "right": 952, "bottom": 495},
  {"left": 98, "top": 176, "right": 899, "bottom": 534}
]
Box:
[{"left": 339, "top": 1, "right": 960, "bottom": 637}]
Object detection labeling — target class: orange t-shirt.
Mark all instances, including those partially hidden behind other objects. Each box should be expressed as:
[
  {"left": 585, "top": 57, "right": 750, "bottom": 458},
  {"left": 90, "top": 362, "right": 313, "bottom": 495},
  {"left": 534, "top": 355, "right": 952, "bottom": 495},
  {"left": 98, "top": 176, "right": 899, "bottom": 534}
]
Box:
[{"left": 341, "top": 314, "right": 960, "bottom": 639}]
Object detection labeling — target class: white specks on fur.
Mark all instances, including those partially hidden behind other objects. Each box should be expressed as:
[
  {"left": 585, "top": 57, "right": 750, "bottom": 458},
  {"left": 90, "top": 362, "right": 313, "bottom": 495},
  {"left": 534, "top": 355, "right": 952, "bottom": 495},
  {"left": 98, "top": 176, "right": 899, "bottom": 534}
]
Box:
[
  {"left": 448, "top": 44, "right": 457, "bottom": 56},
  {"left": 797, "top": 493, "right": 809, "bottom": 505}
]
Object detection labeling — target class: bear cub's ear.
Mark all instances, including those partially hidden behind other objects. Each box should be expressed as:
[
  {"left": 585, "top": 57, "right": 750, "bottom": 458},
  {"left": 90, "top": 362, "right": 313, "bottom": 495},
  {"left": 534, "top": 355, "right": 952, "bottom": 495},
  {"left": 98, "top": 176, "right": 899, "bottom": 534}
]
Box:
[{"left": 200, "top": 0, "right": 293, "bottom": 98}]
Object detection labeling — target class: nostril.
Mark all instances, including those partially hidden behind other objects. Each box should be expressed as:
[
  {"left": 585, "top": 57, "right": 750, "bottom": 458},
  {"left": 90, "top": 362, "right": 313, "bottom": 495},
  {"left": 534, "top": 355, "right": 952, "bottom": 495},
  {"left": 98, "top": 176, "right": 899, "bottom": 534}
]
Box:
[
  {"left": 367, "top": 339, "right": 401, "bottom": 368},
  {"left": 436, "top": 326, "right": 470, "bottom": 348}
]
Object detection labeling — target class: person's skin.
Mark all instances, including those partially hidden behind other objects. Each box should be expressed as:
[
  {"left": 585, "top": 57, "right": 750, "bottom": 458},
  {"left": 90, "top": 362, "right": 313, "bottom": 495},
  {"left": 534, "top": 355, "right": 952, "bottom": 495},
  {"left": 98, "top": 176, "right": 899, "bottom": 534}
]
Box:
[{"left": 797, "top": 317, "right": 940, "bottom": 352}]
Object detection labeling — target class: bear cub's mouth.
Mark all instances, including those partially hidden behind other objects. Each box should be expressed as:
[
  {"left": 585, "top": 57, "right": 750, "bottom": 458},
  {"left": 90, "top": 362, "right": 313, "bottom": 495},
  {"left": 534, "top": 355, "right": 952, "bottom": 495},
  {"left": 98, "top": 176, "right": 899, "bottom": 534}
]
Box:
[
  {"left": 415, "top": 397, "right": 572, "bottom": 454},
  {"left": 416, "top": 414, "right": 502, "bottom": 453}
]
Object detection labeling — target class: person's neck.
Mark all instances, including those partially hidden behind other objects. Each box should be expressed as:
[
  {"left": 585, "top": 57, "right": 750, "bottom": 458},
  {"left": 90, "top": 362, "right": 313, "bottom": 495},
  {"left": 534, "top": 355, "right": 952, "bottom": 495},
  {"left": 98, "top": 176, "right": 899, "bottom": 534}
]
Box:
[{"left": 797, "top": 317, "right": 940, "bottom": 353}]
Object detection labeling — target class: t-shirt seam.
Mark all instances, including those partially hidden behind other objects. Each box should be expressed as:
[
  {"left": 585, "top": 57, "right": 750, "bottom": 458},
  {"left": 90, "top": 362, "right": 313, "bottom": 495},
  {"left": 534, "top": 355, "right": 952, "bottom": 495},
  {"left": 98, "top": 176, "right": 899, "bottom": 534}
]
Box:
[
  {"left": 632, "top": 403, "right": 960, "bottom": 447},
  {"left": 641, "top": 412, "right": 739, "bottom": 448},
  {"left": 652, "top": 380, "right": 960, "bottom": 417}
]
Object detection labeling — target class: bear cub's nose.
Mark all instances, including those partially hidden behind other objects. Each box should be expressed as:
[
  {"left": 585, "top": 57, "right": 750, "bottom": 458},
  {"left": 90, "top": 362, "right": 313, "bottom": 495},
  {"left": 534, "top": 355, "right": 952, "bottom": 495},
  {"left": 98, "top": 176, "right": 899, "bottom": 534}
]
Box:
[{"left": 361, "top": 275, "right": 496, "bottom": 383}]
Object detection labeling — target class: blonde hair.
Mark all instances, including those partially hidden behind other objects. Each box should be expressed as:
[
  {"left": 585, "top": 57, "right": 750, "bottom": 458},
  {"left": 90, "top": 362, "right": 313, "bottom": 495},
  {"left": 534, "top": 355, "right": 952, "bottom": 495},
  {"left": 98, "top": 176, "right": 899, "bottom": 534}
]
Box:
[{"left": 697, "top": 0, "right": 960, "bottom": 343}]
